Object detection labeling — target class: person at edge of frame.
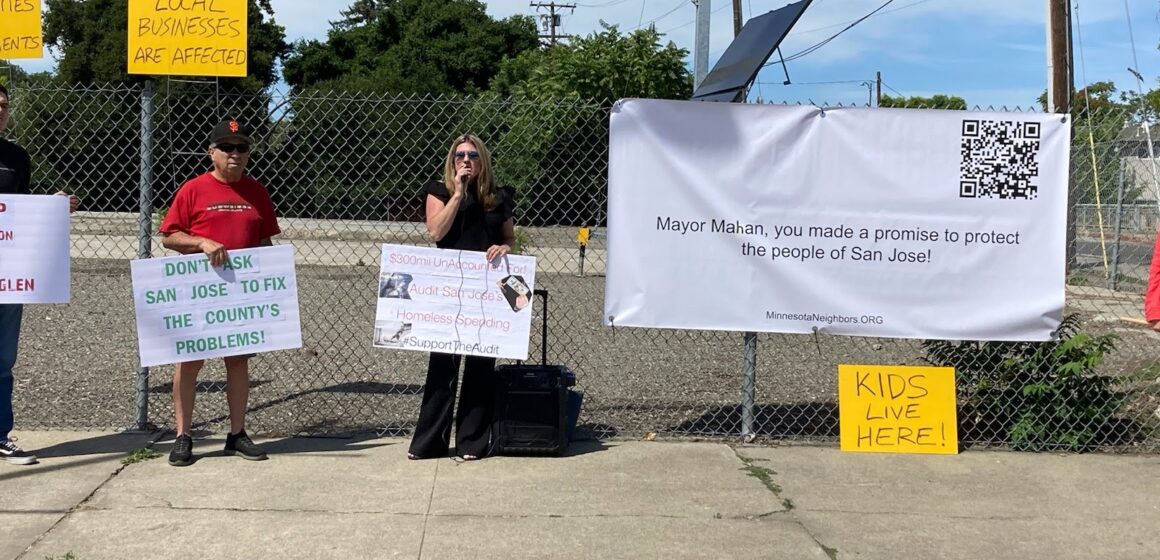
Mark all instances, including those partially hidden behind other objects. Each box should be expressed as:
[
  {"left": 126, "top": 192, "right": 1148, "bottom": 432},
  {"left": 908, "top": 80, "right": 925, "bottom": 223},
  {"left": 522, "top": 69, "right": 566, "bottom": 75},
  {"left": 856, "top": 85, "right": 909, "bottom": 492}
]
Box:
[
  {"left": 158, "top": 118, "right": 280, "bottom": 467},
  {"left": 1144, "top": 227, "right": 1160, "bottom": 333},
  {"left": 0, "top": 83, "right": 80, "bottom": 466},
  {"left": 407, "top": 133, "right": 516, "bottom": 461}
]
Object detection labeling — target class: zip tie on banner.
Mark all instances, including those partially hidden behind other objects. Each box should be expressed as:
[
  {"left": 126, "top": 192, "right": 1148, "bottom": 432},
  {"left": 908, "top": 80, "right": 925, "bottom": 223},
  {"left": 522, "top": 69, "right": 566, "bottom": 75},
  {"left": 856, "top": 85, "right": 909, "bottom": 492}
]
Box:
[{"left": 811, "top": 326, "right": 823, "bottom": 357}]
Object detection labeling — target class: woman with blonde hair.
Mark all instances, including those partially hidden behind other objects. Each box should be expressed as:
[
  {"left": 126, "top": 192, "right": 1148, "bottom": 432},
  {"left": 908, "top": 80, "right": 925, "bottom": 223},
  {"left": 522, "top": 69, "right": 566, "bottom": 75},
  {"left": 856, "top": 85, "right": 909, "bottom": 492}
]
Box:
[{"left": 408, "top": 133, "right": 516, "bottom": 460}]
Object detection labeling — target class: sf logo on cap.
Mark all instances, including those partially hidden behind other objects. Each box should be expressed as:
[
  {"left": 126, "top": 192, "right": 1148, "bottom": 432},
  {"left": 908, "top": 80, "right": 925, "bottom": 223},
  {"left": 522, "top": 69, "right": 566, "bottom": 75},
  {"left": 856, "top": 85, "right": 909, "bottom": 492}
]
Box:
[{"left": 229, "top": 121, "right": 240, "bottom": 133}]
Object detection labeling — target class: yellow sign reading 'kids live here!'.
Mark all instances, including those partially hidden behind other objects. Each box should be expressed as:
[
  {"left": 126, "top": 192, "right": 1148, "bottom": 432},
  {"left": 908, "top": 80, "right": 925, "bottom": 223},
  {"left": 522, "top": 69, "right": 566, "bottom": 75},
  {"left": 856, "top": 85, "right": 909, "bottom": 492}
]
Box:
[
  {"left": 838, "top": 364, "right": 959, "bottom": 455},
  {"left": 0, "top": 0, "right": 44, "bottom": 59},
  {"left": 128, "top": 0, "right": 248, "bottom": 77}
]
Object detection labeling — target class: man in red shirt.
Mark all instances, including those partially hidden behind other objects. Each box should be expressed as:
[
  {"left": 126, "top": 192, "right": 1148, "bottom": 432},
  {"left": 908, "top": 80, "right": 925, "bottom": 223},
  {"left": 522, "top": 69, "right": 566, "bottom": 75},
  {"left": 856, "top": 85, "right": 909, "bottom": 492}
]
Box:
[{"left": 159, "top": 119, "right": 280, "bottom": 467}]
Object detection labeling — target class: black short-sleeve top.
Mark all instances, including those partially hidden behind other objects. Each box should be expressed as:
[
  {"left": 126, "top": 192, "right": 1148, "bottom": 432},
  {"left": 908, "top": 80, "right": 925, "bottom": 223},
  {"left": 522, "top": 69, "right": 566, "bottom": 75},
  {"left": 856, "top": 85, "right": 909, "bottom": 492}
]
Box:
[
  {"left": 424, "top": 179, "right": 515, "bottom": 251},
  {"left": 0, "top": 138, "right": 32, "bottom": 194}
]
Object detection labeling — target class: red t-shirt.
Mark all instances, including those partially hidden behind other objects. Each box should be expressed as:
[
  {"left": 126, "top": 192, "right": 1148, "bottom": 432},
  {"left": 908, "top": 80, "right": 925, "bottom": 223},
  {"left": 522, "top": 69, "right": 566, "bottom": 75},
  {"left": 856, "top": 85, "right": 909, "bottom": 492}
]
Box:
[
  {"left": 160, "top": 172, "right": 280, "bottom": 250},
  {"left": 1146, "top": 229, "right": 1160, "bottom": 322}
]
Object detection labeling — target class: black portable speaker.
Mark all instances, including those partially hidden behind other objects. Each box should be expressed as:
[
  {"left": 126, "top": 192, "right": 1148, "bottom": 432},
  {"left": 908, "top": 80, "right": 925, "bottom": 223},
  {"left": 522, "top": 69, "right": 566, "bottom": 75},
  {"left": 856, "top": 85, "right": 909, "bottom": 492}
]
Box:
[{"left": 493, "top": 289, "right": 577, "bottom": 456}]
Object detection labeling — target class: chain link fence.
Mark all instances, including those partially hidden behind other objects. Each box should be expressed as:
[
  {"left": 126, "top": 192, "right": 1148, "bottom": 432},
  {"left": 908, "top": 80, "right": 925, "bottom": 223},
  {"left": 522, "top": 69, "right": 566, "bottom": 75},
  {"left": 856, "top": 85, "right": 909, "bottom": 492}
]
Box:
[{"left": 5, "top": 81, "right": 1159, "bottom": 452}]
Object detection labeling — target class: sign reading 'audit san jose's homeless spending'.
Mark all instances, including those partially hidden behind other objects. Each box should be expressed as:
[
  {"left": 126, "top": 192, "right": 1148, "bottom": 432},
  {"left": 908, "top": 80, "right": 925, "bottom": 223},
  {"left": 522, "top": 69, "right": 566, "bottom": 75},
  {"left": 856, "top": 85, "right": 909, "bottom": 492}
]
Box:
[
  {"left": 374, "top": 244, "right": 537, "bottom": 360},
  {"left": 131, "top": 245, "right": 301, "bottom": 367}
]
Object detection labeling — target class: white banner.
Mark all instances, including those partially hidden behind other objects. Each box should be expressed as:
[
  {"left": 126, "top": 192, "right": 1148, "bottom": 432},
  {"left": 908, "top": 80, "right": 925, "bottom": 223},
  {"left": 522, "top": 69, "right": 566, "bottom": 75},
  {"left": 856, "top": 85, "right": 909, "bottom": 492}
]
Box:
[
  {"left": 0, "top": 195, "right": 71, "bottom": 304},
  {"left": 374, "top": 244, "right": 536, "bottom": 360},
  {"left": 130, "top": 245, "right": 302, "bottom": 367},
  {"left": 605, "top": 99, "right": 1069, "bottom": 341}
]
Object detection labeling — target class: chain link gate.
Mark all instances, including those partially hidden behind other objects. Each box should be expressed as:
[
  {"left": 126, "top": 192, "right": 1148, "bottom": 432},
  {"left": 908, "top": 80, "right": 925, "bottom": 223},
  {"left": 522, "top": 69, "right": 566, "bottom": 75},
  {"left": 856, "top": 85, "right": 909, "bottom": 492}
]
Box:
[{"left": 5, "top": 81, "right": 1159, "bottom": 452}]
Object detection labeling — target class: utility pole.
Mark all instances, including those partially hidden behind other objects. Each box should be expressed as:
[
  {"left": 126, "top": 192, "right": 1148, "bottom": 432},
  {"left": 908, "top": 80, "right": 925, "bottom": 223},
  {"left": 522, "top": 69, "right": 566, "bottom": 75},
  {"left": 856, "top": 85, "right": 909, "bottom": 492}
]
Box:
[
  {"left": 694, "top": 0, "right": 711, "bottom": 89},
  {"left": 732, "top": 0, "right": 743, "bottom": 36},
  {"left": 1046, "top": 0, "right": 1076, "bottom": 274},
  {"left": 1046, "top": 0, "right": 1071, "bottom": 113},
  {"left": 876, "top": 71, "right": 882, "bottom": 107},
  {"left": 530, "top": 2, "right": 576, "bottom": 47}
]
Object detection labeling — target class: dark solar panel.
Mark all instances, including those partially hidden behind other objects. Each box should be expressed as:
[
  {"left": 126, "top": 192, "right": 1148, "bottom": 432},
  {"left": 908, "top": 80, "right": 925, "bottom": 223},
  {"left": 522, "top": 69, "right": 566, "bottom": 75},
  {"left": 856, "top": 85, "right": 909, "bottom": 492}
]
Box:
[
  {"left": 692, "top": 90, "right": 744, "bottom": 103},
  {"left": 692, "top": 0, "right": 814, "bottom": 100}
]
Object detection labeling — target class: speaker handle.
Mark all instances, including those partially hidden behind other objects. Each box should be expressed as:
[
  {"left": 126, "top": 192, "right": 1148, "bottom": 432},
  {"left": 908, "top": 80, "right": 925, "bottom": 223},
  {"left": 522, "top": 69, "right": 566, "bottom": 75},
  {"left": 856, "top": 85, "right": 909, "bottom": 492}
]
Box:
[{"left": 533, "top": 289, "right": 549, "bottom": 366}]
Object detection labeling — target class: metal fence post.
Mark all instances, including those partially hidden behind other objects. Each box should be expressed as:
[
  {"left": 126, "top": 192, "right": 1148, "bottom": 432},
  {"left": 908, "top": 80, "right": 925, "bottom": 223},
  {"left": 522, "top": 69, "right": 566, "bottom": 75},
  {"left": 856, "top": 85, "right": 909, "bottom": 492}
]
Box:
[
  {"left": 134, "top": 79, "right": 155, "bottom": 432},
  {"left": 1110, "top": 160, "right": 1126, "bottom": 291},
  {"left": 741, "top": 332, "right": 756, "bottom": 441}
]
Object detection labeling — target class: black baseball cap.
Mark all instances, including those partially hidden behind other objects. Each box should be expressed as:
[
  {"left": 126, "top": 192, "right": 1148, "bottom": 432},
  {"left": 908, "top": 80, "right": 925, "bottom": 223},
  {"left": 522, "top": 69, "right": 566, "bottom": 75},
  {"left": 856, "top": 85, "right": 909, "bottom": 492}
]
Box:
[{"left": 210, "top": 119, "right": 252, "bottom": 144}]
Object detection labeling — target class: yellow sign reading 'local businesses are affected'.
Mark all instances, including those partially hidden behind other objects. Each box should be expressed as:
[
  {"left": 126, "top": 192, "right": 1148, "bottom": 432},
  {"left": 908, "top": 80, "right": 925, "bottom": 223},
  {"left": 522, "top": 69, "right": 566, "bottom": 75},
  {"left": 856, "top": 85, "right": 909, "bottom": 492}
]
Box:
[
  {"left": 0, "top": 0, "right": 44, "bottom": 59},
  {"left": 128, "top": 0, "right": 247, "bottom": 77},
  {"left": 838, "top": 364, "right": 958, "bottom": 455}
]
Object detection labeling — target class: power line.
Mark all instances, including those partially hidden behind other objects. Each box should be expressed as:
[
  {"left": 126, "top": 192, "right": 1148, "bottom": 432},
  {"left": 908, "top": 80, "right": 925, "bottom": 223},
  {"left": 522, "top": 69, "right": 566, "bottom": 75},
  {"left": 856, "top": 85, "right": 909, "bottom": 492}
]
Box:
[
  {"left": 770, "top": 79, "right": 876, "bottom": 86},
  {"left": 787, "top": 0, "right": 936, "bottom": 38},
  {"left": 631, "top": 0, "right": 688, "bottom": 31},
  {"left": 573, "top": 0, "right": 631, "bottom": 6},
  {"left": 765, "top": 0, "right": 899, "bottom": 68},
  {"left": 662, "top": 2, "right": 729, "bottom": 33},
  {"left": 532, "top": 2, "right": 577, "bottom": 46},
  {"left": 880, "top": 81, "right": 904, "bottom": 96},
  {"left": 709, "top": 0, "right": 905, "bottom": 62},
  {"left": 658, "top": 0, "right": 929, "bottom": 38}
]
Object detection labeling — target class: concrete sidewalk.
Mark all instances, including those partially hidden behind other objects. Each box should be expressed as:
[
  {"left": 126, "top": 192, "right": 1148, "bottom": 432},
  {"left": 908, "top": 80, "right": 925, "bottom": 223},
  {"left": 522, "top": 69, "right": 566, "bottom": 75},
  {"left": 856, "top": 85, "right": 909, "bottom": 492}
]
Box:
[{"left": 1, "top": 432, "right": 1157, "bottom": 560}]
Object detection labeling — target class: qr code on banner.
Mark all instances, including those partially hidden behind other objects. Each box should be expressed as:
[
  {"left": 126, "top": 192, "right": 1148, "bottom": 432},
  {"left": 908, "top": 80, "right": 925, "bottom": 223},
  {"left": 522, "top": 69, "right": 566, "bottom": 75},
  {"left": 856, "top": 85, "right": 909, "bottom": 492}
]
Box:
[{"left": 959, "top": 119, "right": 1041, "bottom": 200}]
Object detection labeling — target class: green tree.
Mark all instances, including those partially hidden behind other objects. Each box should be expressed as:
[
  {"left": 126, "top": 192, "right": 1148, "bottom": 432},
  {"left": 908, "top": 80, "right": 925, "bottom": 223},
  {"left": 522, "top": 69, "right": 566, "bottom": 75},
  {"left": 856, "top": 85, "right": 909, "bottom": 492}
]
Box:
[
  {"left": 331, "top": 0, "right": 394, "bottom": 30},
  {"left": 1037, "top": 82, "right": 1144, "bottom": 206},
  {"left": 0, "top": 63, "right": 29, "bottom": 88},
  {"left": 31, "top": 1, "right": 287, "bottom": 212},
  {"left": 283, "top": 0, "right": 537, "bottom": 95},
  {"left": 490, "top": 22, "right": 693, "bottom": 104},
  {"left": 483, "top": 23, "right": 692, "bottom": 225},
  {"left": 878, "top": 93, "right": 967, "bottom": 110},
  {"left": 1120, "top": 84, "right": 1160, "bottom": 122},
  {"left": 43, "top": 0, "right": 288, "bottom": 91}
]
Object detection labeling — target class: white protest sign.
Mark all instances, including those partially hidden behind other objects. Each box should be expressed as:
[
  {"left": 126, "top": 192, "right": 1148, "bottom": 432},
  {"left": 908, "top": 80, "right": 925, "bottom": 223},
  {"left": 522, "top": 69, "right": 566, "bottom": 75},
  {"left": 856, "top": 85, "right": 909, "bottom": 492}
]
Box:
[
  {"left": 374, "top": 244, "right": 536, "bottom": 360},
  {"left": 0, "top": 195, "right": 71, "bottom": 304},
  {"left": 130, "top": 245, "right": 302, "bottom": 367},
  {"left": 605, "top": 99, "right": 1069, "bottom": 341}
]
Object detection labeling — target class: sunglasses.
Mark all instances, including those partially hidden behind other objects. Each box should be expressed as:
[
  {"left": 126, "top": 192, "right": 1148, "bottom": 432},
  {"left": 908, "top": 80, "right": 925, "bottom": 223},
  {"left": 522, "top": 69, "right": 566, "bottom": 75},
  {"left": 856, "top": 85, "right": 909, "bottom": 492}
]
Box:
[
  {"left": 215, "top": 143, "right": 251, "bottom": 154},
  {"left": 455, "top": 150, "right": 480, "bottom": 160}
]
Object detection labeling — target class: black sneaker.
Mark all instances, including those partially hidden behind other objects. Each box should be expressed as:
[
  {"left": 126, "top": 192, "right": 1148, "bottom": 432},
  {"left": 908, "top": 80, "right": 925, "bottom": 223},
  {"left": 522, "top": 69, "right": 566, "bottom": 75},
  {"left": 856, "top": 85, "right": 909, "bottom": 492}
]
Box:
[
  {"left": 168, "top": 434, "right": 193, "bottom": 467},
  {"left": 0, "top": 438, "right": 37, "bottom": 465},
  {"left": 224, "top": 430, "right": 267, "bottom": 461}
]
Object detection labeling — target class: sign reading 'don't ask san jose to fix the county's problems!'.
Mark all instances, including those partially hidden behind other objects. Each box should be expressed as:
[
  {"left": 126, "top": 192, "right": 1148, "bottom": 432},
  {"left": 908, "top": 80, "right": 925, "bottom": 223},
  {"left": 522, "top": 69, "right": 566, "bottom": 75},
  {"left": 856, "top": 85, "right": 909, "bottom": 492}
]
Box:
[
  {"left": 0, "top": 0, "right": 44, "bottom": 59},
  {"left": 130, "top": 245, "right": 302, "bottom": 367},
  {"left": 0, "top": 195, "right": 71, "bottom": 304},
  {"left": 128, "top": 0, "right": 248, "bottom": 77},
  {"left": 838, "top": 364, "right": 958, "bottom": 455}
]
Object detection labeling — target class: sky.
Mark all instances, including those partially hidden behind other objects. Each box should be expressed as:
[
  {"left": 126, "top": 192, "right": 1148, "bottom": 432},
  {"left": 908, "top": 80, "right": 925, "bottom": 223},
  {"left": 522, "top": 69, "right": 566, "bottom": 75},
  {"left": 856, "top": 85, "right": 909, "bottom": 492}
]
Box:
[{"left": 8, "top": 0, "right": 1160, "bottom": 109}]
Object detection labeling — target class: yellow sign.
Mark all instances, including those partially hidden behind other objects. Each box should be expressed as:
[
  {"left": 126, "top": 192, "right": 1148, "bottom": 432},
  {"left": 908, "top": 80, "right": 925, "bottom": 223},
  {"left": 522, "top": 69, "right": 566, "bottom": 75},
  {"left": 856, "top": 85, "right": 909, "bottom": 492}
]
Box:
[
  {"left": 838, "top": 364, "right": 958, "bottom": 454},
  {"left": 127, "top": 0, "right": 248, "bottom": 77},
  {"left": 0, "top": 0, "right": 43, "bottom": 59},
  {"left": 577, "top": 227, "right": 590, "bottom": 246}
]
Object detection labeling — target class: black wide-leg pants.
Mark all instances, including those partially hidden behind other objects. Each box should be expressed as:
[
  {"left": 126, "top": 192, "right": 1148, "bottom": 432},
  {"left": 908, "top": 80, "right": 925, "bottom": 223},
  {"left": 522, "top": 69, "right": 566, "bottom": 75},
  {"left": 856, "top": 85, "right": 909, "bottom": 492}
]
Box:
[{"left": 408, "top": 352, "right": 497, "bottom": 458}]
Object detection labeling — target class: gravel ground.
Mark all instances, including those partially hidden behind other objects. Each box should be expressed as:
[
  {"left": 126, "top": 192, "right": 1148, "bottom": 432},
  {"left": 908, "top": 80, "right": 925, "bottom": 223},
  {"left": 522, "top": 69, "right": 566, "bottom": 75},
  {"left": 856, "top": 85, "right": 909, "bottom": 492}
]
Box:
[{"left": 12, "top": 257, "right": 1160, "bottom": 451}]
